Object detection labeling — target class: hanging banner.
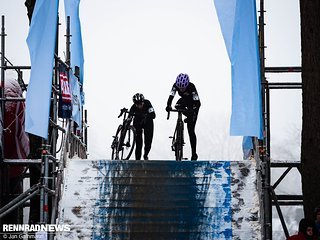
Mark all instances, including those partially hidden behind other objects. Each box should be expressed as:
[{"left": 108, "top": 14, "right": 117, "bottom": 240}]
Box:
[
  {"left": 242, "top": 136, "right": 254, "bottom": 160},
  {"left": 70, "top": 72, "right": 82, "bottom": 129},
  {"left": 25, "top": 0, "right": 59, "bottom": 139},
  {"left": 214, "top": 0, "right": 263, "bottom": 139},
  {"left": 58, "top": 64, "right": 72, "bottom": 119},
  {"left": 64, "top": 0, "right": 85, "bottom": 85}
]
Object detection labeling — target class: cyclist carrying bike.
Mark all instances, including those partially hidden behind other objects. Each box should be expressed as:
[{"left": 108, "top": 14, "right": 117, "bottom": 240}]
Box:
[
  {"left": 129, "top": 93, "right": 156, "bottom": 160},
  {"left": 166, "top": 73, "right": 201, "bottom": 160}
]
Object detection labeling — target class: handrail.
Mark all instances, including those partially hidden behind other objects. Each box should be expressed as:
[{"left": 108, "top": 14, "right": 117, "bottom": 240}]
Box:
[{"left": 69, "top": 131, "right": 87, "bottom": 159}]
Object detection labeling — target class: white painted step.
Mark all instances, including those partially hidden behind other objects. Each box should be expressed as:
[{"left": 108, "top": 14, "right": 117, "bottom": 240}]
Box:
[{"left": 56, "top": 159, "right": 261, "bottom": 240}]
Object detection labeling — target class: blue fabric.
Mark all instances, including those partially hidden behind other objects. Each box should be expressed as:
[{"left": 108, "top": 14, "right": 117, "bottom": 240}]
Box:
[
  {"left": 214, "top": 0, "right": 263, "bottom": 139},
  {"left": 25, "top": 0, "right": 59, "bottom": 139},
  {"left": 242, "top": 136, "right": 254, "bottom": 159},
  {"left": 70, "top": 72, "right": 82, "bottom": 129},
  {"left": 213, "top": 0, "right": 237, "bottom": 59},
  {"left": 64, "top": 0, "right": 85, "bottom": 85}
]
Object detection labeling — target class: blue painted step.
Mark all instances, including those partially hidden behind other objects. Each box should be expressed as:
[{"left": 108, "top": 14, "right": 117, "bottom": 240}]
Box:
[{"left": 57, "top": 160, "right": 261, "bottom": 240}]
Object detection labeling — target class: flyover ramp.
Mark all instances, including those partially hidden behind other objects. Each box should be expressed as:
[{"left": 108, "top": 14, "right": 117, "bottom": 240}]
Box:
[{"left": 56, "top": 159, "right": 261, "bottom": 239}]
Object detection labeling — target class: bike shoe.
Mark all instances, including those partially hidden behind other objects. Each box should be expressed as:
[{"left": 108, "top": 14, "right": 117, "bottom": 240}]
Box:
[{"left": 191, "top": 153, "right": 198, "bottom": 161}]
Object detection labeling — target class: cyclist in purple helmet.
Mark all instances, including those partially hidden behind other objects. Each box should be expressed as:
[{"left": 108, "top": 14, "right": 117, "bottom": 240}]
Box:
[
  {"left": 129, "top": 93, "right": 156, "bottom": 160},
  {"left": 166, "top": 73, "right": 201, "bottom": 160}
]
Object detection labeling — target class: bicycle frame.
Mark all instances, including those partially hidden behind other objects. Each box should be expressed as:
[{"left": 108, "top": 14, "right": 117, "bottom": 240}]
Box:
[
  {"left": 118, "top": 112, "right": 130, "bottom": 146},
  {"left": 111, "top": 108, "right": 136, "bottom": 160},
  {"left": 167, "top": 109, "right": 187, "bottom": 161}
]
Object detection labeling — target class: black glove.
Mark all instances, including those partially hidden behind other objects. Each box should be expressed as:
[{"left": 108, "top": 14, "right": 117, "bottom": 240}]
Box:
[{"left": 166, "top": 105, "right": 172, "bottom": 112}]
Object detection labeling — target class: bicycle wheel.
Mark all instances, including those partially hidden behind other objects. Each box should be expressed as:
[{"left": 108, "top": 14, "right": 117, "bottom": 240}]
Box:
[
  {"left": 175, "top": 121, "right": 184, "bottom": 161},
  {"left": 118, "top": 125, "right": 136, "bottom": 160},
  {"left": 111, "top": 125, "right": 122, "bottom": 160}
]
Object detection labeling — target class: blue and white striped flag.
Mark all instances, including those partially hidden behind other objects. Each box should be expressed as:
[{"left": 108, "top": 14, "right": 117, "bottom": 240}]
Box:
[
  {"left": 25, "top": 0, "right": 59, "bottom": 139},
  {"left": 214, "top": 0, "right": 263, "bottom": 139}
]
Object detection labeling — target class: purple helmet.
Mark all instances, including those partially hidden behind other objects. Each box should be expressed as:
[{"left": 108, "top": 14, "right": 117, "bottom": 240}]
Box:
[{"left": 175, "top": 73, "right": 189, "bottom": 89}]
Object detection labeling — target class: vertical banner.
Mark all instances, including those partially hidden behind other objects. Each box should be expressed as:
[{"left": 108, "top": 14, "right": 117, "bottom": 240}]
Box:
[
  {"left": 58, "top": 64, "right": 72, "bottom": 119},
  {"left": 70, "top": 72, "right": 82, "bottom": 129},
  {"left": 214, "top": 0, "right": 263, "bottom": 139},
  {"left": 64, "top": 0, "right": 85, "bottom": 85},
  {"left": 25, "top": 0, "right": 59, "bottom": 139},
  {"left": 242, "top": 136, "right": 254, "bottom": 159}
]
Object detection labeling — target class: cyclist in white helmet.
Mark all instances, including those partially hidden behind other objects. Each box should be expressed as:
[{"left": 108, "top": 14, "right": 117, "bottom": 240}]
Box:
[
  {"left": 129, "top": 93, "right": 156, "bottom": 160},
  {"left": 166, "top": 73, "right": 201, "bottom": 160}
]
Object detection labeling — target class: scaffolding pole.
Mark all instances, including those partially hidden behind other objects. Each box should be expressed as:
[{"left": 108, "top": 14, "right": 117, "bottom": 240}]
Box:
[
  {"left": 258, "top": 1, "right": 272, "bottom": 239},
  {"left": 258, "top": 0, "right": 303, "bottom": 239},
  {"left": 0, "top": 15, "right": 87, "bottom": 237}
]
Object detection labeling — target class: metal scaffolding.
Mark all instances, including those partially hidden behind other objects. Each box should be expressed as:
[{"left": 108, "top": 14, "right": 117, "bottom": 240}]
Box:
[
  {"left": 258, "top": 0, "right": 302, "bottom": 239},
  {"left": 0, "top": 2, "right": 303, "bottom": 239},
  {"left": 0, "top": 14, "right": 88, "bottom": 236}
]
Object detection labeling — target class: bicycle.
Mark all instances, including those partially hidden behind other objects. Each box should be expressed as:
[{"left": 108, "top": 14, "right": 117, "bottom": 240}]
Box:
[
  {"left": 111, "top": 108, "right": 136, "bottom": 160},
  {"left": 167, "top": 107, "right": 189, "bottom": 161}
]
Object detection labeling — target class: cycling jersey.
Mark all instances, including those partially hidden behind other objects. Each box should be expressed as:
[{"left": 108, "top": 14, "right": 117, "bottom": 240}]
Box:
[
  {"left": 129, "top": 99, "right": 155, "bottom": 126},
  {"left": 167, "top": 82, "right": 201, "bottom": 109},
  {"left": 129, "top": 99, "right": 155, "bottom": 160}
]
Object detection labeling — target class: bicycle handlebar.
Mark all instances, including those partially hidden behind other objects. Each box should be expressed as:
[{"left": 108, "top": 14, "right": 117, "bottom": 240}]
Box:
[
  {"left": 118, "top": 108, "right": 129, "bottom": 118},
  {"left": 166, "top": 108, "right": 190, "bottom": 120}
]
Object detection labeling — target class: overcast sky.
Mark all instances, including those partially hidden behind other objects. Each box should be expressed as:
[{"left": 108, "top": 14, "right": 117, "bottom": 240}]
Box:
[{"left": 0, "top": 0, "right": 301, "bottom": 161}]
